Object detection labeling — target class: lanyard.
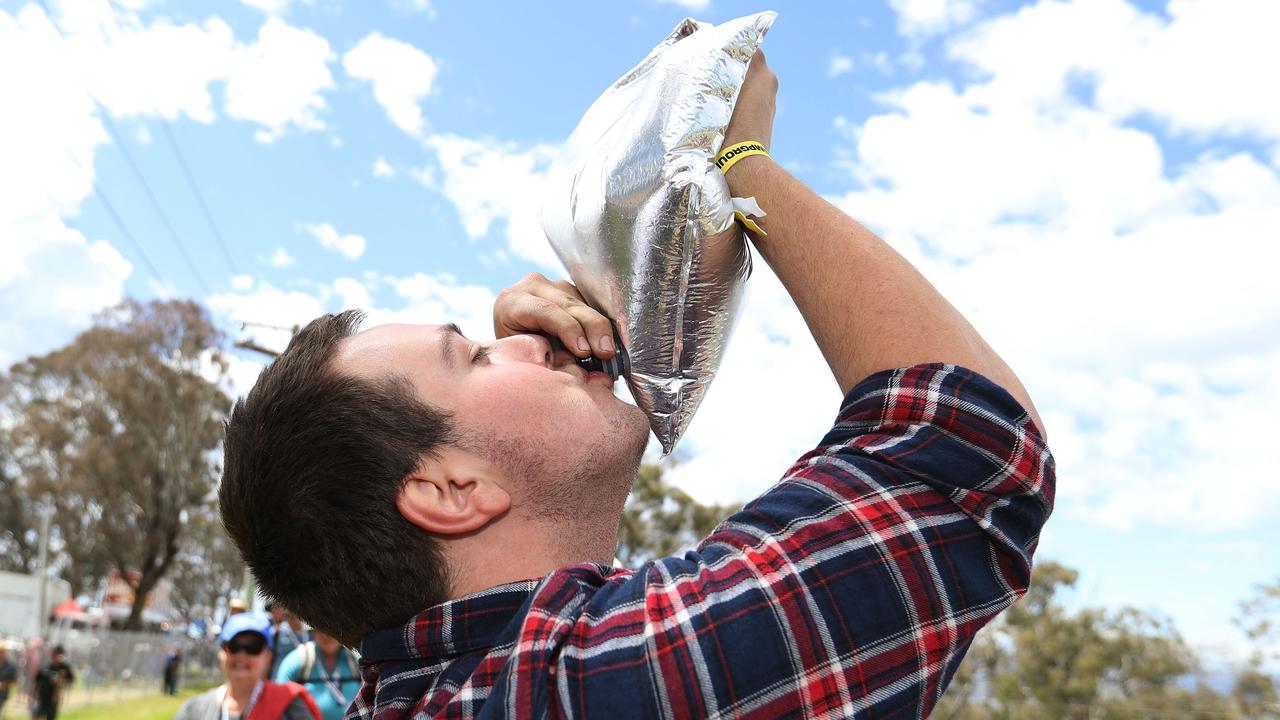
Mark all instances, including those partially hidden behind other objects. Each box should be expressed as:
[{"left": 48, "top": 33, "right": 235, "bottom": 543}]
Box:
[
  {"left": 314, "top": 653, "right": 348, "bottom": 706},
  {"left": 221, "top": 681, "right": 263, "bottom": 720}
]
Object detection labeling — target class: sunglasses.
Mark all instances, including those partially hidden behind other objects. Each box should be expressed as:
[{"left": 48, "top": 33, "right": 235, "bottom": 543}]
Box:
[{"left": 222, "top": 636, "right": 268, "bottom": 656}]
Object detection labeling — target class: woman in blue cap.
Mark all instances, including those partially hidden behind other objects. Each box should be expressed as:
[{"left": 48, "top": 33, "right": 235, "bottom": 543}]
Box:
[{"left": 174, "top": 613, "right": 321, "bottom": 720}]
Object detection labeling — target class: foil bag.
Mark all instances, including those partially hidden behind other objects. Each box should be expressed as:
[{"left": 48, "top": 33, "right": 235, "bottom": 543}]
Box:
[{"left": 540, "top": 11, "right": 775, "bottom": 454}]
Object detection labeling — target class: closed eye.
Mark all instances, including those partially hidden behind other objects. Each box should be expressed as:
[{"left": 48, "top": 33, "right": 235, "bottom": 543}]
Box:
[{"left": 472, "top": 346, "right": 491, "bottom": 364}]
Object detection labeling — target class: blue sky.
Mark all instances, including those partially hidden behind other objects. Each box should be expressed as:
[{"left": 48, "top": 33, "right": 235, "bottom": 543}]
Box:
[{"left": 2, "top": 0, "right": 1276, "bottom": 666}]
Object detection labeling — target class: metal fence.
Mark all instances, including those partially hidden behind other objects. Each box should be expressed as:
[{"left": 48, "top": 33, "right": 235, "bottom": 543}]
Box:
[{"left": 10, "top": 625, "right": 222, "bottom": 708}]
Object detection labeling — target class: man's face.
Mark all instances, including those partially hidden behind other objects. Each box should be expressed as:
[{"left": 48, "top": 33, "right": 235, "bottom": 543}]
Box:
[{"left": 335, "top": 323, "right": 649, "bottom": 497}]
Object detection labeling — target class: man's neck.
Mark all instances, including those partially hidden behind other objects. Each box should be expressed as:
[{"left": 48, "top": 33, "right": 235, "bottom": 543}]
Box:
[
  {"left": 442, "top": 454, "right": 636, "bottom": 601},
  {"left": 446, "top": 515, "right": 621, "bottom": 599}
]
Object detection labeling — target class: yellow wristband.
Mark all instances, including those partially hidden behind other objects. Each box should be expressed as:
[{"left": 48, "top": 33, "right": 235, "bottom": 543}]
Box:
[{"left": 715, "top": 141, "right": 769, "bottom": 175}]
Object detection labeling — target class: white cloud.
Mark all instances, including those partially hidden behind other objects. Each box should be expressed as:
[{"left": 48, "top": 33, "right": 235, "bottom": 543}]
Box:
[
  {"left": 237, "top": 0, "right": 304, "bottom": 15},
  {"left": 0, "top": 7, "right": 132, "bottom": 366},
  {"left": 422, "top": 134, "right": 561, "bottom": 270},
  {"left": 0, "top": 216, "right": 132, "bottom": 368},
  {"left": 20, "top": 5, "right": 335, "bottom": 141},
  {"left": 372, "top": 156, "right": 396, "bottom": 178},
  {"left": 38, "top": 5, "right": 340, "bottom": 141},
  {"left": 651, "top": 0, "right": 711, "bottom": 11},
  {"left": 332, "top": 276, "right": 372, "bottom": 310},
  {"left": 888, "top": 0, "right": 977, "bottom": 36},
  {"left": 85, "top": 16, "right": 238, "bottom": 123},
  {"left": 822, "top": 0, "right": 1280, "bottom": 532},
  {"left": 376, "top": 273, "right": 495, "bottom": 338},
  {"left": 391, "top": 0, "right": 437, "bottom": 19},
  {"left": 303, "top": 222, "right": 367, "bottom": 260},
  {"left": 951, "top": 0, "right": 1280, "bottom": 142},
  {"left": 266, "top": 247, "right": 296, "bottom": 267},
  {"left": 230, "top": 274, "right": 254, "bottom": 290},
  {"left": 221, "top": 352, "right": 267, "bottom": 400},
  {"left": 112, "top": 0, "right": 159, "bottom": 10},
  {"left": 209, "top": 273, "right": 497, "bottom": 398},
  {"left": 0, "top": 8, "right": 102, "bottom": 219},
  {"left": 207, "top": 280, "right": 329, "bottom": 358},
  {"left": 407, "top": 164, "right": 436, "bottom": 189},
  {"left": 827, "top": 53, "right": 854, "bottom": 78},
  {"left": 842, "top": 80, "right": 1182, "bottom": 261},
  {"left": 1037, "top": 347, "right": 1280, "bottom": 532},
  {"left": 225, "top": 17, "right": 335, "bottom": 143},
  {"left": 343, "top": 32, "right": 438, "bottom": 137},
  {"left": 1094, "top": 0, "right": 1280, "bottom": 141}
]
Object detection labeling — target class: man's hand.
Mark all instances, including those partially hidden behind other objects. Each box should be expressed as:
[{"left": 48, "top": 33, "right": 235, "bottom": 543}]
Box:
[
  {"left": 724, "top": 49, "right": 778, "bottom": 152},
  {"left": 493, "top": 272, "right": 617, "bottom": 359}
]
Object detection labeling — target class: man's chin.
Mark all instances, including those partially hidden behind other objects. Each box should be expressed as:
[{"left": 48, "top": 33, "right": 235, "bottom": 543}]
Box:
[
  {"left": 588, "top": 396, "right": 648, "bottom": 457},
  {"left": 616, "top": 402, "right": 651, "bottom": 456}
]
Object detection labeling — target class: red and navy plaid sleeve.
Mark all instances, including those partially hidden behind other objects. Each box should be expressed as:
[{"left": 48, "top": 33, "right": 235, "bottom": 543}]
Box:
[
  {"left": 550, "top": 363, "right": 1054, "bottom": 718},
  {"left": 352, "top": 363, "right": 1054, "bottom": 719}
]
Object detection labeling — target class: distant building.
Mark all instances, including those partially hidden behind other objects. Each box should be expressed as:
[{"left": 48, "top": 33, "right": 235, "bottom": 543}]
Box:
[{"left": 0, "top": 570, "right": 71, "bottom": 640}]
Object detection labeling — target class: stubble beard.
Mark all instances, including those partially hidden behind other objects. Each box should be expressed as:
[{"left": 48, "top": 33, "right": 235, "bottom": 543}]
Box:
[
  {"left": 544, "top": 401, "right": 648, "bottom": 561},
  {"left": 470, "top": 399, "right": 650, "bottom": 561}
]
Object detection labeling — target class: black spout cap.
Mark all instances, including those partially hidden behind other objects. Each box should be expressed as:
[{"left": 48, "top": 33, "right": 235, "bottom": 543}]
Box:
[{"left": 575, "top": 340, "right": 630, "bottom": 381}]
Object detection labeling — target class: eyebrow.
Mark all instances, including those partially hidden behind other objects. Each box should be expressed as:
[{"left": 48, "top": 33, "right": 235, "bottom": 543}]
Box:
[{"left": 438, "top": 323, "right": 464, "bottom": 371}]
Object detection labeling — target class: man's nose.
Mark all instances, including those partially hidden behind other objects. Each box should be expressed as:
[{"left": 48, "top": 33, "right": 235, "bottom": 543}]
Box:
[{"left": 491, "top": 334, "right": 553, "bottom": 367}]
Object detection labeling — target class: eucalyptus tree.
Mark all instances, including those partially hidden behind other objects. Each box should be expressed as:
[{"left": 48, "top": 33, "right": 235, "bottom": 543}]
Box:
[{"left": 4, "top": 299, "right": 231, "bottom": 628}]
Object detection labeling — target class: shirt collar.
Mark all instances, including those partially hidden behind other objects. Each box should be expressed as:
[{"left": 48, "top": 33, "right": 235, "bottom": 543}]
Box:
[{"left": 359, "top": 579, "right": 540, "bottom": 662}]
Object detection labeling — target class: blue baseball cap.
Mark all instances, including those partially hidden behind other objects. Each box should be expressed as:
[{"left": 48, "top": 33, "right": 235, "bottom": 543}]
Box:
[{"left": 219, "top": 612, "right": 273, "bottom": 648}]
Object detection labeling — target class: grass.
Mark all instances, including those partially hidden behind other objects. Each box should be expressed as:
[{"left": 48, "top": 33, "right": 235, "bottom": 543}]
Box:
[{"left": 59, "top": 684, "right": 216, "bottom": 720}]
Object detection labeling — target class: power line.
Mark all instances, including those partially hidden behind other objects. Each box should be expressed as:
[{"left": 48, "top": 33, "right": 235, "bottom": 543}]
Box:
[
  {"left": 234, "top": 339, "right": 281, "bottom": 359},
  {"left": 35, "top": 0, "right": 213, "bottom": 296},
  {"left": 52, "top": 138, "right": 168, "bottom": 288},
  {"left": 239, "top": 321, "right": 299, "bottom": 334},
  {"left": 95, "top": 108, "right": 212, "bottom": 295},
  {"left": 89, "top": 181, "right": 166, "bottom": 287},
  {"left": 160, "top": 121, "right": 239, "bottom": 276},
  {"left": 100, "top": 0, "right": 239, "bottom": 277},
  {"left": 234, "top": 321, "right": 299, "bottom": 358}
]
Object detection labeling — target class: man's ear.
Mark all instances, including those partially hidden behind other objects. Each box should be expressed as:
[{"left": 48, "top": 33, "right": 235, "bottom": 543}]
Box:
[{"left": 396, "top": 447, "right": 511, "bottom": 536}]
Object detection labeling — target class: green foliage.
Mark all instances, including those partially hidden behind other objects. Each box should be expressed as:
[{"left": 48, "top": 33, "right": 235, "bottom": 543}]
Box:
[
  {"left": 0, "top": 429, "right": 38, "bottom": 574},
  {"left": 1, "top": 299, "right": 232, "bottom": 628},
  {"left": 1238, "top": 578, "right": 1280, "bottom": 663},
  {"left": 616, "top": 461, "right": 740, "bottom": 566},
  {"left": 1233, "top": 578, "right": 1280, "bottom": 718},
  {"left": 168, "top": 497, "right": 245, "bottom": 621},
  {"left": 1233, "top": 668, "right": 1280, "bottom": 718},
  {"left": 936, "top": 560, "right": 1255, "bottom": 720}
]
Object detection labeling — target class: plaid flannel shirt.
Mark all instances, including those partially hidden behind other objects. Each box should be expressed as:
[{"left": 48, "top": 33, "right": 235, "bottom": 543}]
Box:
[{"left": 352, "top": 364, "right": 1055, "bottom": 719}]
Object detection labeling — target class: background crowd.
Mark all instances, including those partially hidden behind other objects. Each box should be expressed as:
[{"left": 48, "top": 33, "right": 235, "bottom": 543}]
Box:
[{"left": 0, "top": 599, "right": 360, "bottom": 720}]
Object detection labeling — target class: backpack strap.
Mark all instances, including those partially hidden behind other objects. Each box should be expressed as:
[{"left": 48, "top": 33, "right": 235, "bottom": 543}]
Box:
[
  {"left": 248, "top": 681, "right": 320, "bottom": 720},
  {"left": 343, "top": 649, "right": 359, "bottom": 682},
  {"left": 299, "top": 641, "right": 316, "bottom": 682}
]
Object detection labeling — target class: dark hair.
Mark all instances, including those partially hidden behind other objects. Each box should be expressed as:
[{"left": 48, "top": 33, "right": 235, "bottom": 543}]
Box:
[
  {"left": 220, "top": 310, "right": 454, "bottom": 647},
  {"left": 52, "top": 646, "right": 66, "bottom": 655}
]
